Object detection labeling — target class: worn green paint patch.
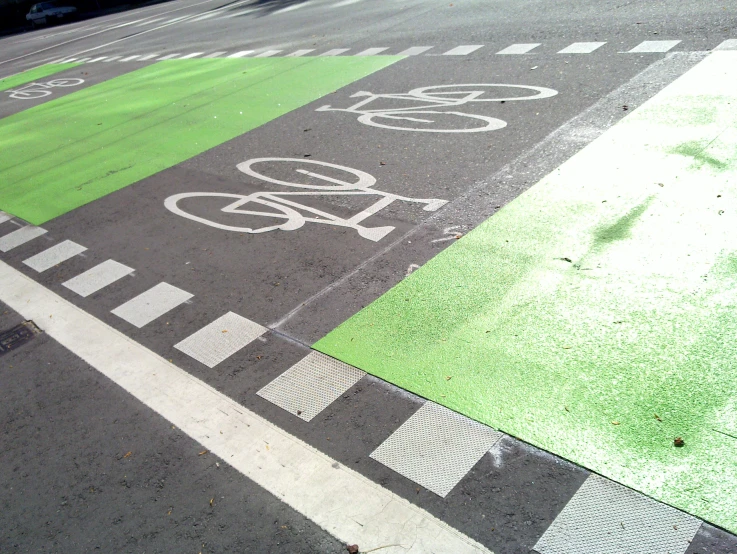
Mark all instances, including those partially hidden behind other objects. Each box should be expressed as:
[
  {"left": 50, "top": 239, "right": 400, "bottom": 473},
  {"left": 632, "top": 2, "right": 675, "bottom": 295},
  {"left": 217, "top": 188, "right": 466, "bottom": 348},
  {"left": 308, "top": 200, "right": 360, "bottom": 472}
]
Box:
[
  {"left": 0, "top": 56, "right": 400, "bottom": 224},
  {"left": 0, "top": 63, "right": 80, "bottom": 91},
  {"left": 315, "top": 52, "right": 737, "bottom": 530},
  {"left": 671, "top": 140, "right": 728, "bottom": 170}
]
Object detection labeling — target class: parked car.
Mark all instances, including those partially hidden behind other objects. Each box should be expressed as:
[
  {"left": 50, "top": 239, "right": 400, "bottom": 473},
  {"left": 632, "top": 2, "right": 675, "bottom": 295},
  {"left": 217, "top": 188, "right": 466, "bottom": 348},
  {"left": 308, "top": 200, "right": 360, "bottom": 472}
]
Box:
[{"left": 26, "top": 2, "right": 77, "bottom": 27}]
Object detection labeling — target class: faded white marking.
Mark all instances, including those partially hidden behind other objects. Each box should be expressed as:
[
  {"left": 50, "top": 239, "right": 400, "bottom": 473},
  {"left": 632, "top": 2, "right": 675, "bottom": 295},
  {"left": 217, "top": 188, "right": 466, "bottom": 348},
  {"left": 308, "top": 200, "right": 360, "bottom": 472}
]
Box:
[
  {"left": 62, "top": 260, "right": 134, "bottom": 297},
  {"left": 23, "top": 240, "right": 87, "bottom": 272},
  {"left": 397, "top": 46, "right": 433, "bottom": 56},
  {"left": 442, "top": 45, "right": 483, "bottom": 55},
  {"left": 0, "top": 226, "right": 47, "bottom": 252},
  {"left": 558, "top": 42, "right": 606, "bottom": 54},
  {"left": 111, "top": 282, "right": 193, "bottom": 328}
]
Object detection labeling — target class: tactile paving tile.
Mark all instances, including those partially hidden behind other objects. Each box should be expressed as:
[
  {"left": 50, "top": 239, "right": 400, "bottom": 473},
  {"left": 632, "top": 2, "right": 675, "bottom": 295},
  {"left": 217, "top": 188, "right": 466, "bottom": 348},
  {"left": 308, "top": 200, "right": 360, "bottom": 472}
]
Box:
[
  {"left": 257, "top": 351, "right": 365, "bottom": 422},
  {"left": 370, "top": 402, "right": 503, "bottom": 497},
  {"left": 534, "top": 474, "right": 702, "bottom": 554},
  {"left": 174, "top": 311, "right": 266, "bottom": 368}
]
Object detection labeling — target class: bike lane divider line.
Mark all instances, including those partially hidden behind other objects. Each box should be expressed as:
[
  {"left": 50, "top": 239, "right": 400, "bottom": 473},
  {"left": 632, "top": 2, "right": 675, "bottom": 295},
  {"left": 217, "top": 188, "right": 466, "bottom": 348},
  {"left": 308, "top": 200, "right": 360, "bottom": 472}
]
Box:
[
  {"left": 557, "top": 42, "right": 607, "bottom": 54},
  {"left": 0, "top": 62, "right": 80, "bottom": 90},
  {"left": 0, "top": 55, "right": 402, "bottom": 225},
  {"left": 314, "top": 50, "right": 737, "bottom": 532},
  {"left": 0, "top": 258, "right": 494, "bottom": 554},
  {"left": 23, "top": 239, "right": 87, "bottom": 272},
  {"left": 0, "top": 225, "right": 47, "bottom": 252},
  {"left": 111, "top": 282, "right": 193, "bottom": 328},
  {"left": 442, "top": 45, "right": 483, "bottom": 55},
  {"left": 628, "top": 40, "right": 682, "bottom": 53},
  {"left": 396, "top": 46, "right": 433, "bottom": 56},
  {"left": 496, "top": 43, "right": 541, "bottom": 55}
]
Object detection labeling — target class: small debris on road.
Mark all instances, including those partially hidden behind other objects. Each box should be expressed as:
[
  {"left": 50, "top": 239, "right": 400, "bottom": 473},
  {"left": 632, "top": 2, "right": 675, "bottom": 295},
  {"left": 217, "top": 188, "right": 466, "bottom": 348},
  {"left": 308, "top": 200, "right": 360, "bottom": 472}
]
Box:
[
  {"left": 655, "top": 414, "right": 662, "bottom": 422},
  {"left": 674, "top": 437, "right": 685, "bottom": 447},
  {"left": 346, "top": 545, "right": 359, "bottom": 554},
  {"left": 198, "top": 450, "right": 208, "bottom": 456},
  {"left": 123, "top": 451, "right": 132, "bottom": 458}
]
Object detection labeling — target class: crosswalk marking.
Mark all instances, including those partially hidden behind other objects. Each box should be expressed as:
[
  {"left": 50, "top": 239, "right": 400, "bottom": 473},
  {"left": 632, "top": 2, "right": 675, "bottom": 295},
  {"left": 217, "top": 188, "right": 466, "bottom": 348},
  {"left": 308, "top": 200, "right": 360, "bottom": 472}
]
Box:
[
  {"left": 111, "top": 282, "right": 193, "bottom": 328},
  {"left": 443, "top": 45, "right": 483, "bottom": 55},
  {"left": 0, "top": 212, "right": 10, "bottom": 225},
  {"left": 23, "top": 240, "right": 87, "bottom": 273},
  {"left": 558, "top": 41, "right": 606, "bottom": 54},
  {"left": 628, "top": 40, "right": 681, "bottom": 53},
  {"left": 120, "top": 55, "right": 140, "bottom": 61},
  {"left": 179, "top": 52, "right": 204, "bottom": 59},
  {"left": 497, "top": 43, "right": 540, "bottom": 54},
  {"left": 62, "top": 260, "right": 134, "bottom": 297},
  {"left": 76, "top": 57, "right": 91, "bottom": 63},
  {"left": 203, "top": 51, "right": 227, "bottom": 58},
  {"left": 138, "top": 54, "right": 159, "bottom": 60},
  {"left": 356, "top": 47, "right": 388, "bottom": 56},
  {"left": 320, "top": 48, "right": 350, "bottom": 56},
  {"left": 715, "top": 39, "right": 737, "bottom": 50},
  {"left": 397, "top": 46, "right": 433, "bottom": 56},
  {"left": 87, "top": 56, "right": 108, "bottom": 63},
  {"left": 0, "top": 226, "right": 47, "bottom": 253},
  {"left": 255, "top": 50, "right": 282, "bottom": 57},
  {"left": 286, "top": 49, "right": 315, "bottom": 57},
  {"left": 103, "top": 56, "right": 122, "bottom": 62},
  {"left": 227, "top": 50, "right": 254, "bottom": 58},
  {"left": 157, "top": 54, "right": 181, "bottom": 60}
]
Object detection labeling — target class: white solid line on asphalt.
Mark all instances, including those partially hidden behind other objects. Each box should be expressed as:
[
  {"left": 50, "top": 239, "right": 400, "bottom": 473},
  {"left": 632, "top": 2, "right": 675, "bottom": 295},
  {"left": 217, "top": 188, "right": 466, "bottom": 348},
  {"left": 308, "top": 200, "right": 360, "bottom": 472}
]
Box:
[
  {"left": 272, "top": 1, "right": 311, "bottom": 14},
  {"left": 60, "top": 57, "right": 78, "bottom": 62},
  {"left": 188, "top": 12, "right": 218, "bottom": 21},
  {"left": 135, "top": 17, "right": 164, "bottom": 26},
  {"left": 356, "top": 47, "right": 388, "bottom": 56},
  {"left": 23, "top": 240, "right": 87, "bottom": 273},
  {"left": 286, "top": 49, "right": 315, "bottom": 57},
  {"left": 76, "top": 57, "right": 91, "bottom": 62},
  {"left": 320, "top": 48, "right": 350, "bottom": 56},
  {"left": 221, "top": 7, "right": 258, "bottom": 18},
  {"left": 397, "top": 46, "right": 433, "bottom": 56},
  {"left": 138, "top": 54, "right": 159, "bottom": 60},
  {"left": 103, "top": 56, "right": 122, "bottom": 62},
  {"left": 87, "top": 56, "right": 108, "bottom": 62},
  {"left": 0, "top": 211, "right": 11, "bottom": 225},
  {"left": 715, "top": 39, "right": 737, "bottom": 50},
  {"left": 158, "top": 53, "right": 181, "bottom": 60},
  {"left": 628, "top": 40, "right": 681, "bottom": 53},
  {"left": 255, "top": 50, "right": 282, "bottom": 57},
  {"left": 0, "top": 259, "right": 493, "bottom": 554},
  {"left": 442, "top": 45, "right": 483, "bottom": 55},
  {"left": 558, "top": 41, "right": 606, "bottom": 54},
  {"left": 179, "top": 52, "right": 204, "bottom": 59},
  {"left": 120, "top": 55, "right": 140, "bottom": 61},
  {"left": 228, "top": 50, "right": 254, "bottom": 58},
  {"left": 331, "top": 0, "right": 363, "bottom": 6},
  {"left": 0, "top": 226, "right": 47, "bottom": 252},
  {"left": 111, "top": 282, "right": 193, "bottom": 328},
  {"left": 62, "top": 260, "right": 134, "bottom": 297},
  {"left": 496, "top": 43, "right": 540, "bottom": 54},
  {"left": 174, "top": 312, "right": 266, "bottom": 368},
  {"left": 203, "top": 51, "right": 227, "bottom": 58}
]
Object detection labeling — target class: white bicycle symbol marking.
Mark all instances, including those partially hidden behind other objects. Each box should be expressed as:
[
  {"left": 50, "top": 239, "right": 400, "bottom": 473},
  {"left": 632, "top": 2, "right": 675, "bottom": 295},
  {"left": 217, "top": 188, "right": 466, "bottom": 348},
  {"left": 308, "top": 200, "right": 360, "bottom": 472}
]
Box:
[
  {"left": 316, "top": 83, "right": 558, "bottom": 132},
  {"left": 7, "top": 78, "right": 85, "bottom": 100},
  {"left": 165, "top": 158, "right": 448, "bottom": 242}
]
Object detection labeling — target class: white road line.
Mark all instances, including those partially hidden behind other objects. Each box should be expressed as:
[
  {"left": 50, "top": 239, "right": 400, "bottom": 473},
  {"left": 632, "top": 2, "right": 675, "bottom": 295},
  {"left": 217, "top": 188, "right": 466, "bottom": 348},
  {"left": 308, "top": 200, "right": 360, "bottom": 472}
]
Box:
[
  {"left": 496, "top": 43, "right": 540, "bottom": 54},
  {"left": 179, "top": 52, "right": 204, "bottom": 59},
  {"left": 120, "top": 55, "right": 141, "bottom": 61},
  {"left": 135, "top": 17, "right": 164, "bottom": 26},
  {"left": 60, "top": 57, "right": 78, "bottom": 62},
  {"left": 158, "top": 53, "right": 181, "bottom": 60},
  {"left": 0, "top": 259, "right": 493, "bottom": 554},
  {"left": 87, "top": 56, "right": 108, "bottom": 63},
  {"left": 76, "top": 57, "right": 91, "bottom": 62},
  {"left": 356, "top": 47, "right": 388, "bottom": 56},
  {"left": 286, "top": 49, "right": 315, "bottom": 57},
  {"left": 188, "top": 12, "right": 218, "bottom": 22},
  {"left": 397, "top": 46, "right": 433, "bottom": 56},
  {"left": 228, "top": 50, "right": 254, "bottom": 58},
  {"left": 272, "top": 1, "right": 311, "bottom": 14},
  {"left": 103, "top": 56, "right": 122, "bottom": 62},
  {"left": 0, "top": 226, "right": 47, "bottom": 252},
  {"left": 138, "top": 54, "right": 159, "bottom": 60},
  {"left": 221, "top": 7, "right": 259, "bottom": 19},
  {"left": 255, "top": 50, "right": 282, "bottom": 57},
  {"left": 715, "top": 39, "right": 737, "bottom": 50},
  {"left": 320, "top": 48, "right": 350, "bottom": 56},
  {"left": 62, "top": 260, "right": 134, "bottom": 297},
  {"left": 442, "top": 45, "right": 483, "bottom": 55},
  {"left": 628, "top": 40, "right": 681, "bottom": 53},
  {"left": 558, "top": 41, "right": 606, "bottom": 54},
  {"left": 203, "top": 51, "right": 227, "bottom": 58},
  {"left": 23, "top": 240, "right": 87, "bottom": 273},
  {"left": 0, "top": 211, "right": 11, "bottom": 225},
  {"left": 111, "top": 282, "right": 193, "bottom": 328},
  {"left": 331, "top": 0, "right": 363, "bottom": 6},
  {"left": 174, "top": 312, "right": 266, "bottom": 368}
]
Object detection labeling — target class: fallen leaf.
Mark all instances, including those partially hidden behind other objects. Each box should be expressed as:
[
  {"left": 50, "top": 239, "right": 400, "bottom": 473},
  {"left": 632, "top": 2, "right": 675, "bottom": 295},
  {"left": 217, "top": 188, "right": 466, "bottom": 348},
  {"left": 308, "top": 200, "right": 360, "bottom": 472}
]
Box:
[
  {"left": 209, "top": 498, "right": 214, "bottom": 507},
  {"left": 123, "top": 451, "right": 132, "bottom": 458},
  {"left": 445, "top": 376, "right": 452, "bottom": 381},
  {"left": 198, "top": 450, "right": 208, "bottom": 456},
  {"left": 612, "top": 421, "right": 620, "bottom": 425},
  {"left": 564, "top": 406, "right": 570, "bottom": 412},
  {"left": 654, "top": 414, "right": 662, "bottom": 422},
  {"left": 674, "top": 437, "right": 685, "bottom": 447}
]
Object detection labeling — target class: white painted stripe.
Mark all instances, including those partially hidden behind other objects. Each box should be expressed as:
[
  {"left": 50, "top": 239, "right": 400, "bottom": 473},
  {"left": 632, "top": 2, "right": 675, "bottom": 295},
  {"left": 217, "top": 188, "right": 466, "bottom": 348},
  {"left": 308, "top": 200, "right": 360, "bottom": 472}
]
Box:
[
  {"left": 221, "top": 7, "right": 258, "bottom": 18},
  {"left": 397, "top": 46, "right": 433, "bottom": 56},
  {"left": 0, "top": 226, "right": 47, "bottom": 252},
  {"left": 135, "top": 17, "right": 164, "bottom": 26},
  {"left": 272, "top": 1, "right": 311, "bottom": 14},
  {"left": 102, "top": 56, "right": 122, "bottom": 62},
  {"left": 356, "top": 47, "right": 388, "bottom": 56},
  {"left": 87, "top": 56, "right": 108, "bottom": 63},
  {"left": 76, "top": 57, "right": 91, "bottom": 63},
  {"left": 320, "top": 48, "right": 350, "bottom": 56},
  {"left": 62, "top": 260, "right": 134, "bottom": 297},
  {"left": 227, "top": 50, "right": 254, "bottom": 58},
  {"left": 188, "top": 12, "right": 217, "bottom": 21},
  {"left": 628, "top": 40, "right": 681, "bottom": 53},
  {"left": 179, "top": 52, "right": 204, "bottom": 59},
  {"left": 137, "top": 54, "right": 159, "bottom": 61},
  {"left": 120, "top": 55, "right": 140, "bottom": 61},
  {"left": 111, "top": 282, "right": 193, "bottom": 327},
  {"left": 203, "top": 51, "right": 227, "bottom": 58},
  {"left": 496, "top": 43, "right": 540, "bottom": 54},
  {"left": 60, "top": 57, "right": 78, "bottom": 62},
  {"left": 255, "top": 50, "right": 282, "bottom": 57},
  {"left": 286, "top": 49, "right": 315, "bottom": 57},
  {"left": 23, "top": 240, "right": 87, "bottom": 273},
  {"left": 442, "top": 45, "right": 483, "bottom": 55},
  {"left": 331, "top": 0, "right": 362, "bottom": 6},
  {"left": 158, "top": 53, "right": 181, "bottom": 60},
  {"left": 0, "top": 211, "right": 11, "bottom": 224},
  {"left": 558, "top": 41, "right": 606, "bottom": 54},
  {"left": 174, "top": 311, "right": 266, "bottom": 367},
  {"left": 715, "top": 39, "right": 737, "bottom": 51},
  {"left": 0, "top": 258, "right": 493, "bottom": 554}
]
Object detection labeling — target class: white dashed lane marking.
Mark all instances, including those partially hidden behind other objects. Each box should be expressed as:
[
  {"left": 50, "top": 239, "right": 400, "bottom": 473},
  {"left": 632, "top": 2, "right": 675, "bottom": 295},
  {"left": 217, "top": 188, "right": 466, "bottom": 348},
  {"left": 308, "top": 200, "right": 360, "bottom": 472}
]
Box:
[
  {"left": 0, "top": 226, "right": 47, "bottom": 253},
  {"left": 111, "top": 282, "right": 193, "bottom": 328},
  {"left": 628, "top": 40, "right": 681, "bottom": 52},
  {"left": 62, "top": 259, "right": 134, "bottom": 297},
  {"left": 442, "top": 44, "right": 483, "bottom": 55},
  {"left": 23, "top": 240, "right": 87, "bottom": 273},
  {"left": 558, "top": 41, "right": 607, "bottom": 54},
  {"left": 497, "top": 43, "right": 540, "bottom": 54}
]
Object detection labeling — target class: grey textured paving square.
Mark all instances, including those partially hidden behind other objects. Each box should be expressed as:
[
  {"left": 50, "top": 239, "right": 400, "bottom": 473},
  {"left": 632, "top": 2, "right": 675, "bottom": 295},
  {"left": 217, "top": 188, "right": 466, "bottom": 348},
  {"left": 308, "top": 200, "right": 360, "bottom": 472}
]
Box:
[
  {"left": 558, "top": 42, "right": 606, "bottom": 54},
  {"left": 497, "top": 43, "right": 541, "bottom": 54},
  {"left": 0, "top": 226, "right": 47, "bottom": 252},
  {"left": 23, "top": 240, "right": 87, "bottom": 272},
  {"left": 174, "top": 311, "right": 266, "bottom": 368},
  {"left": 257, "top": 351, "right": 365, "bottom": 422},
  {"left": 370, "top": 402, "right": 503, "bottom": 497},
  {"left": 629, "top": 40, "right": 681, "bottom": 53},
  {"left": 533, "top": 474, "right": 702, "bottom": 554},
  {"left": 111, "top": 282, "right": 193, "bottom": 328},
  {"left": 62, "top": 260, "right": 134, "bottom": 297}
]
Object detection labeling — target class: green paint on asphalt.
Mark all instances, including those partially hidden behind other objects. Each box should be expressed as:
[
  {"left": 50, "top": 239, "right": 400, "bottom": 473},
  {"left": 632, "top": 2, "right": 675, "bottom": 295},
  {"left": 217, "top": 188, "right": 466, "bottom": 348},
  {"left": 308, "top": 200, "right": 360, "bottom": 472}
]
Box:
[
  {"left": 0, "top": 63, "right": 80, "bottom": 91},
  {"left": 315, "top": 52, "right": 737, "bottom": 531},
  {"left": 671, "top": 140, "right": 728, "bottom": 170},
  {"left": 0, "top": 57, "right": 401, "bottom": 224}
]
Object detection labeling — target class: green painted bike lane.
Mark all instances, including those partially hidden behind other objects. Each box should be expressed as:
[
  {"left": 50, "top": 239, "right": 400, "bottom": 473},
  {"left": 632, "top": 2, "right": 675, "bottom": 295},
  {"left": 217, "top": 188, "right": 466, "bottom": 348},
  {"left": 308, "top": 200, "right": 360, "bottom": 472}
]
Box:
[
  {"left": 315, "top": 51, "right": 737, "bottom": 531},
  {"left": 0, "top": 56, "right": 400, "bottom": 224}
]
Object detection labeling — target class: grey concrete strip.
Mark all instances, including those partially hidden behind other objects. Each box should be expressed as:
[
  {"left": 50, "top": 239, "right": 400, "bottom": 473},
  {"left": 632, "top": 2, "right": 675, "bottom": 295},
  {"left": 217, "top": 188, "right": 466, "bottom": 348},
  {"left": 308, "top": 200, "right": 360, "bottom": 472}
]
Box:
[
  {"left": 23, "top": 240, "right": 87, "bottom": 272},
  {"left": 174, "top": 311, "right": 266, "bottom": 368},
  {"left": 111, "top": 282, "right": 193, "bottom": 327},
  {"left": 62, "top": 260, "right": 134, "bottom": 297},
  {"left": 0, "top": 226, "right": 47, "bottom": 252},
  {"left": 534, "top": 474, "right": 702, "bottom": 554}
]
